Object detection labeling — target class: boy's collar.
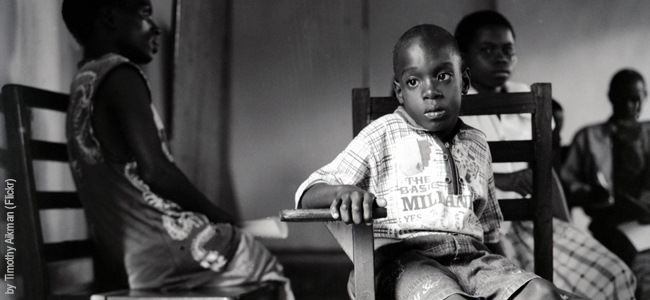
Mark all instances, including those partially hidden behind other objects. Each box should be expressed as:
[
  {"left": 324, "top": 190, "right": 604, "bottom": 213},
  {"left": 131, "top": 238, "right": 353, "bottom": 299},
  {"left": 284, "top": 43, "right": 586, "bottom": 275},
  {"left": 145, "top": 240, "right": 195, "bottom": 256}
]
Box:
[{"left": 394, "top": 106, "right": 464, "bottom": 141}]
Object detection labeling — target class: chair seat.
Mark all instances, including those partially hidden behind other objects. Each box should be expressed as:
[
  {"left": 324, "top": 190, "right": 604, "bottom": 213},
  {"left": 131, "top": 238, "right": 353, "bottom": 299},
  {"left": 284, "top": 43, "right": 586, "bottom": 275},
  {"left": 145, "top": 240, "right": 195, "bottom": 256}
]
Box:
[{"left": 90, "top": 282, "right": 280, "bottom": 300}]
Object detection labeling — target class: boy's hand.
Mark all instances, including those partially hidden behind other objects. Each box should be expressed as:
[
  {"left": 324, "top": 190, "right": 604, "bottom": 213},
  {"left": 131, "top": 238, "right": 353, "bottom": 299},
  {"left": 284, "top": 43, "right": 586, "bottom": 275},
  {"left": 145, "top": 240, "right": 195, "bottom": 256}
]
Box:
[{"left": 330, "top": 185, "right": 387, "bottom": 225}]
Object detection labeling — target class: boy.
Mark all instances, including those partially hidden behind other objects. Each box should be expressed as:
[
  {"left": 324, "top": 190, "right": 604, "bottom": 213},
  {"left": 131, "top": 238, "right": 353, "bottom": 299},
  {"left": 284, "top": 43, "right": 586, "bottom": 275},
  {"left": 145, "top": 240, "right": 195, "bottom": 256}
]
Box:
[
  {"left": 562, "top": 69, "right": 650, "bottom": 300},
  {"left": 456, "top": 10, "right": 636, "bottom": 300},
  {"left": 61, "top": 0, "right": 293, "bottom": 298},
  {"left": 296, "top": 24, "right": 559, "bottom": 300}
]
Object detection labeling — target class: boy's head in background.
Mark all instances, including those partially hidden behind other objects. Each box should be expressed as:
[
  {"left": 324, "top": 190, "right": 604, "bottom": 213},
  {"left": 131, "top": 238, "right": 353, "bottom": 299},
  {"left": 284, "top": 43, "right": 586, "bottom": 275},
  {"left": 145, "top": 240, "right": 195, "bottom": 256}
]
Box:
[
  {"left": 608, "top": 69, "right": 647, "bottom": 121},
  {"left": 455, "top": 10, "right": 516, "bottom": 93},
  {"left": 392, "top": 24, "right": 469, "bottom": 139},
  {"left": 62, "top": 0, "right": 160, "bottom": 64}
]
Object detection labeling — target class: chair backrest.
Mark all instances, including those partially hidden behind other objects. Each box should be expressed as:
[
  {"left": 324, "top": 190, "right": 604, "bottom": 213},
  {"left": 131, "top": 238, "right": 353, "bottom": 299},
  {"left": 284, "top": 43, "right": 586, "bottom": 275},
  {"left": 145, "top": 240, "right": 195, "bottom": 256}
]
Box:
[
  {"left": 352, "top": 83, "right": 554, "bottom": 280},
  {"left": 2, "top": 84, "right": 100, "bottom": 300}
]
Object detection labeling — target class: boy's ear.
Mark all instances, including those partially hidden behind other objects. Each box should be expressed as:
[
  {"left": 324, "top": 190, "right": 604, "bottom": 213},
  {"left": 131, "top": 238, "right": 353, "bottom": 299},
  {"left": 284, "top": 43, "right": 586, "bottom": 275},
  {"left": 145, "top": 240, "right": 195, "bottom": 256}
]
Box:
[
  {"left": 393, "top": 80, "right": 404, "bottom": 105},
  {"left": 461, "top": 67, "right": 471, "bottom": 95}
]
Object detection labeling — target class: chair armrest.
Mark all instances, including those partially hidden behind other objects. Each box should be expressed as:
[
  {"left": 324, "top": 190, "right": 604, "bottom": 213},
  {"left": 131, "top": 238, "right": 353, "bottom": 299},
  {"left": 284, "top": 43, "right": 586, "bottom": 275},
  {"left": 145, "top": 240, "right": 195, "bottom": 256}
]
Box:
[
  {"left": 279, "top": 207, "right": 387, "bottom": 222},
  {"left": 279, "top": 207, "right": 385, "bottom": 300}
]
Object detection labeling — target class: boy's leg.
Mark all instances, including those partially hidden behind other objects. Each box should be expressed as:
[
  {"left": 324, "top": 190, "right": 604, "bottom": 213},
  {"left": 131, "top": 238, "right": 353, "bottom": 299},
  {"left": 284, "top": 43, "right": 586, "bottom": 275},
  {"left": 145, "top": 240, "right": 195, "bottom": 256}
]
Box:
[
  {"left": 373, "top": 250, "right": 470, "bottom": 300},
  {"left": 508, "top": 278, "right": 561, "bottom": 300},
  {"left": 453, "top": 247, "right": 540, "bottom": 300}
]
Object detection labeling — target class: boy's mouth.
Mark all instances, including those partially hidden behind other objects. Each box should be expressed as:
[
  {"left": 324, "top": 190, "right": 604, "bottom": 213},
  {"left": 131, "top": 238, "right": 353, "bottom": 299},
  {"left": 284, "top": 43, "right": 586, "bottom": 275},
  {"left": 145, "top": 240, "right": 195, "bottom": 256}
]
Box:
[
  {"left": 424, "top": 106, "right": 445, "bottom": 119},
  {"left": 492, "top": 70, "right": 510, "bottom": 78}
]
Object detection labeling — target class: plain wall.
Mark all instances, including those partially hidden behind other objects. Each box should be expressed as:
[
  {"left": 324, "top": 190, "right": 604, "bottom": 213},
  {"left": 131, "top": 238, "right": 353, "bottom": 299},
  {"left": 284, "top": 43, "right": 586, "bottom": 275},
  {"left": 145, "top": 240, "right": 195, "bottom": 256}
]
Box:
[{"left": 498, "top": 0, "right": 650, "bottom": 146}]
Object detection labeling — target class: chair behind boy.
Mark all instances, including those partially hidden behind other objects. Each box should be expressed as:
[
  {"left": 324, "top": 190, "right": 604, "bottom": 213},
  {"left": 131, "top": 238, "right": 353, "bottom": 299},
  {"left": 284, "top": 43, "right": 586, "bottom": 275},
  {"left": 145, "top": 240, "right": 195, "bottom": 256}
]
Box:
[
  {"left": 280, "top": 83, "right": 553, "bottom": 299},
  {"left": 2, "top": 84, "right": 279, "bottom": 300}
]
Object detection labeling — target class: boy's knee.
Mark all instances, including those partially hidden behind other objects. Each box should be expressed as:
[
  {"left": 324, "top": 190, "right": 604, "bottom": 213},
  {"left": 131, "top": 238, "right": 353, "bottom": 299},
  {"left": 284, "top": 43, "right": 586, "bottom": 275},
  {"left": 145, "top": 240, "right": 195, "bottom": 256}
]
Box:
[{"left": 514, "top": 278, "right": 561, "bottom": 300}]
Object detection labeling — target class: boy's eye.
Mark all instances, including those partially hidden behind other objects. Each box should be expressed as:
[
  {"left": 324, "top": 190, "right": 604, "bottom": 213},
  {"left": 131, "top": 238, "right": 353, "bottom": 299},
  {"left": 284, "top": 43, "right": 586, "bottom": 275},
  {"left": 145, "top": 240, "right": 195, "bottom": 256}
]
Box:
[
  {"left": 138, "top": 6, "right": 153, "bottom": 19},
  {"left": 406, "top": 78, "right": 419, "bottom": 87},
  {"left": 479, "top": 46, "right": 495, "bottom": 55},
  {"left": 437, "top": 73, "right": 452, "bottom": 81},
  {"left": 502, "top": 46, "right": 515, "bottom": 56}
]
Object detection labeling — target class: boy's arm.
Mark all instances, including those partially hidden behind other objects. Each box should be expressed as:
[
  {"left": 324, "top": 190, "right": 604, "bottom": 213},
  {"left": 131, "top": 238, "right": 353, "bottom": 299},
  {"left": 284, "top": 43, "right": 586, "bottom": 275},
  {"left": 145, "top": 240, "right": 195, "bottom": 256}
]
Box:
[
  {"left": 560, "top": 130, "right": 610, "bottom": 208},
  {"left": 494, "top": 169, "right": 533, "bottom": 196},
  {"left": 479, "top": 141, "right": 504, "bottom": 246},
  {"left": 98, "top": 66, "right": 235, "bottom": 224},
  {"left": 301, "top": 183, "right": 386, "bottom": 225},
  {"left": 485, "top": 241, "right": 506, "bottom": 256}
]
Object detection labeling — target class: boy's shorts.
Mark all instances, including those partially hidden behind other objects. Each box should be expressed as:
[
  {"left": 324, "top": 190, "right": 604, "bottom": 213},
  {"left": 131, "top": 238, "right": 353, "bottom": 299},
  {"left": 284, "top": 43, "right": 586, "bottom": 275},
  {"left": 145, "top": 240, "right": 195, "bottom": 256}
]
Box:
[{"left": 348, "top": 234, "right": 539, "bottom": 300}]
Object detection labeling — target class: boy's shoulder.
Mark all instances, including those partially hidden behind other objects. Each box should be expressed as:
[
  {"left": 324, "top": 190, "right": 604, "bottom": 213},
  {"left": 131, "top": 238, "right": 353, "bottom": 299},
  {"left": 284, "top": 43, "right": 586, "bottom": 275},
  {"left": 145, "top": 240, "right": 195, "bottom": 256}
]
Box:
[
  {"left": 357, "top": 110, "right": 411, "bottom": 137},
  {"left": 457, "top": 121, "right": 488, "bottom": 144}
]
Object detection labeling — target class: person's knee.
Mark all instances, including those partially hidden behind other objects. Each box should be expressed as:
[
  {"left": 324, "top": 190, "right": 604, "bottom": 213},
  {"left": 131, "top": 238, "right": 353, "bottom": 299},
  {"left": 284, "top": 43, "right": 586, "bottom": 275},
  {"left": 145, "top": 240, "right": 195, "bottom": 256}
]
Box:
[{"left": 513, "top": 278, "right": 561, "bottom": 300}]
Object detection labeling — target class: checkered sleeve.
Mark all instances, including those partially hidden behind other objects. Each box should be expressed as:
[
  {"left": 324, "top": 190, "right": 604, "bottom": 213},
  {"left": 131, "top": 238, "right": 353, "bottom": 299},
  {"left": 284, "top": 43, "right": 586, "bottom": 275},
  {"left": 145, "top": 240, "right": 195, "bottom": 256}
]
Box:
[
  {"left": 294, "top": 126, "right": 377, "bottom": 208},
  {"left": 478, "top": 141, "right": 503, "bottom": 244}
]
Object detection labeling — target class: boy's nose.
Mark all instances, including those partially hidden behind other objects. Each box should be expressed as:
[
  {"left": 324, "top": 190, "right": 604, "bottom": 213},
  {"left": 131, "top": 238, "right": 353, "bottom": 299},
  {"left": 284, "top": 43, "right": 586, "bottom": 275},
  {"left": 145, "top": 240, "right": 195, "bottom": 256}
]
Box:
[
  {"left": 149, "top": 19, "right": 161, "bottom": 35},
  {"left": 422, "top": 81, "right": 442, "bottom": 100}
]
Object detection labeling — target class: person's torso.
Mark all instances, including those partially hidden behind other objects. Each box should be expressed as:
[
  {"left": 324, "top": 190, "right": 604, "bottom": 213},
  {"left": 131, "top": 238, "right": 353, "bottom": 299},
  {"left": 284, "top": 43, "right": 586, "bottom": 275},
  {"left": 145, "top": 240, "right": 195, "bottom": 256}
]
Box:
[
  {"left": 66, "top": 53, "right": 223, "bottom": 288},
  {"left": 364, "top": 110, "right": 495, "bottom": 244}
]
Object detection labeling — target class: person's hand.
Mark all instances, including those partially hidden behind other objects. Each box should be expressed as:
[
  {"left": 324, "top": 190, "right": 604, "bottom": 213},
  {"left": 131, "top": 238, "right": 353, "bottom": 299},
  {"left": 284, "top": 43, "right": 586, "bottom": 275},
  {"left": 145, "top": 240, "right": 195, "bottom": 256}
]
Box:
[
  {"left": 495, "top": 169, "right": 533, "bottom": 196},
  {"left": 329, "top": 185, "right": 387, "bottom": 225}
]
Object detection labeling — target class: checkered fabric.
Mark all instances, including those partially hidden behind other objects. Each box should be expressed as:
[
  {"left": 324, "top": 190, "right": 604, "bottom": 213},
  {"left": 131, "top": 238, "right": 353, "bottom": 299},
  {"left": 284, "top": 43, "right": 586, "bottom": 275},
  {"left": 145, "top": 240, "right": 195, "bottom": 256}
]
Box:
[{"left": 502, "top": 219, "right": 637, "bottom": 300}]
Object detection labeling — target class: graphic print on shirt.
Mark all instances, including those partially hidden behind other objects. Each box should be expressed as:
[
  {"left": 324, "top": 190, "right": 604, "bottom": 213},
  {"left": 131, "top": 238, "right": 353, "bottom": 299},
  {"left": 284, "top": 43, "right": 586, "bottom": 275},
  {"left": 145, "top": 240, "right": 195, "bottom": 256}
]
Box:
[
  {"left": 382, "top": 134, "right": 483, "bottom": 240},
  {"left": 69, "top": 70, "right": 103, "bottom": 173}
]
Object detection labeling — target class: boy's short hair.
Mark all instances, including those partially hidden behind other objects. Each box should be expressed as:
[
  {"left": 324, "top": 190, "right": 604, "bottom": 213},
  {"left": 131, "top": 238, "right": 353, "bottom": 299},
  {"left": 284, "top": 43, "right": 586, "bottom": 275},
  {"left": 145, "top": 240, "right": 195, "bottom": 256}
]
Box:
[
  {"left": 609, "top": 69, "right": 646, "bottom": 98},
  {"left": 62, "top": 0, "right": 130, "bottom": 45},
  {"left": 393, "top": 24, "right": 461, "bottom": 77},
  {"left": 454, "top": 10, "right": 515, "bottom": 54}
]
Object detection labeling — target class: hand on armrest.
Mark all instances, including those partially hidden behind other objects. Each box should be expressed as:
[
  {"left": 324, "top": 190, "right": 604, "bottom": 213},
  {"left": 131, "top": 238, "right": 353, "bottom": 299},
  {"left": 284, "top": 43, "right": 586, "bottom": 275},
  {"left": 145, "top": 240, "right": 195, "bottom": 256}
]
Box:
[{"left": 300, "top": 183, "right": 387, "bottom": 225}]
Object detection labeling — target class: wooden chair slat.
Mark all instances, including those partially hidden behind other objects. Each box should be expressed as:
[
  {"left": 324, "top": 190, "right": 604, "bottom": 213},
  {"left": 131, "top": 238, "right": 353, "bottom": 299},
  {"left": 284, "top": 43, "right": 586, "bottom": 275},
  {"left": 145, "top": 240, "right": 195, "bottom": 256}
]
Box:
[
  {"left": 31, "top": 140, "right": 69, "bottom": 161},
  {"left": 498, "top": 199, "right": 534, "bottom": 220},
  {"left": 7, "top": 85, "right": 70, "bottom": 111},
  {"left": 489, "top": 141, "right": 534, "bottom": 162},
  {"left": 44, "top": 240, "right": 94, "bottom": 263},
  {"left": 460, "top": 92, "right": 536, "bottom": 115},
  {"left": 37, "top": 192, "right": 82, "bottom": 209}
]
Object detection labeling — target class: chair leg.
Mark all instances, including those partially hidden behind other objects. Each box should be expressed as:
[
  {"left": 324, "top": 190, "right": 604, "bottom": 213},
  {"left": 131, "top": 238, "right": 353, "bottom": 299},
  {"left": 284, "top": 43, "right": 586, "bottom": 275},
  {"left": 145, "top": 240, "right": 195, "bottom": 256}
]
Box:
[{"left": 353, "top": 224, "right": 375, "bottom": 300}]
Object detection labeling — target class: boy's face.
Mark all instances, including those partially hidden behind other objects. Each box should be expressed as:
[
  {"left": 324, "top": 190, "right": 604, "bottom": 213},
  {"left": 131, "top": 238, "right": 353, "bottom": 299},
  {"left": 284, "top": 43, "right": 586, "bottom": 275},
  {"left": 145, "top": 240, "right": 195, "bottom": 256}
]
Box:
[
  {"left": 112, "top": 0, "right": 160, "bottom": 64},
  {"left": 463, "top": 25, "right": 516, "bottom": 92},
  {"left": 393, "top": 38, "right": 470, "bottom": 138},
  {"left": 610, "top": 79, "right": 647, "bottom": 121}
]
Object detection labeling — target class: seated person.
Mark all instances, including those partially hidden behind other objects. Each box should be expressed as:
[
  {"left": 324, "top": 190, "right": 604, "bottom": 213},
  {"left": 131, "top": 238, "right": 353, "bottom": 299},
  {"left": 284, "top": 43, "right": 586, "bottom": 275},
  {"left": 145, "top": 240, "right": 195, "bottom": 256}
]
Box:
[
  {"left": 456, "top": 10, "right": 636, "bottom": 300},
  {"left": 61, "top": 0, "right": 293, "bottom": 297},
  {"left": 561, "top": 68, "right": 650, "bottom": 300},
  {"left": 296, "top": 24, "right": 562, "bottom": 300}
]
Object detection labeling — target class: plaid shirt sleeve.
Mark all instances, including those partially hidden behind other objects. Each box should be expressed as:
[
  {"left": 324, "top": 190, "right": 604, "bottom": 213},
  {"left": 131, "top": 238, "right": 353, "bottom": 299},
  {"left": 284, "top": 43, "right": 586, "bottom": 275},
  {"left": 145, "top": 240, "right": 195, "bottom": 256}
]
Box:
[
  {"left": 295, "top": 127, "right": 377, "bottom": 208},
  {"left": 478, "top": 139, "right": 503, "bottom": 244}
]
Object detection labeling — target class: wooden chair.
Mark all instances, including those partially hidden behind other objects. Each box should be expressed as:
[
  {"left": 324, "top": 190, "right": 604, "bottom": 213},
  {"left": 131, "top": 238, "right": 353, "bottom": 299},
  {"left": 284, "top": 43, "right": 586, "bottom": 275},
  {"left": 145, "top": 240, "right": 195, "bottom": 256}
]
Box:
[
  {"left": 280, "top": 83, "right": 554, "bottom": 300},
  {"left": 2, "top": 84, "right": 278, "bottom": 300}
]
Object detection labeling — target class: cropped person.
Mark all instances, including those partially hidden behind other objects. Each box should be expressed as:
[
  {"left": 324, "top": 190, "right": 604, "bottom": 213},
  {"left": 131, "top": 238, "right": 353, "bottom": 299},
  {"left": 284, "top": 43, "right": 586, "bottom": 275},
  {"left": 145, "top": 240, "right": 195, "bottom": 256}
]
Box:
[
  {"left": 296, "top": 24, "right": 562, "bottom": 300},
  {"left": 61, "top": 0, "right": 293, "bottom": 297},
  {"left": 562, "top": 69, "right": 650, "bottom": 300},
  {"left": 456, "top": 10, "right": 636, "bottom": 300}
]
